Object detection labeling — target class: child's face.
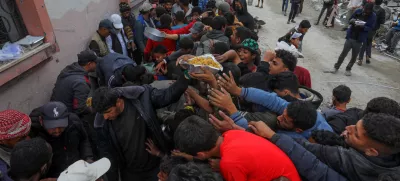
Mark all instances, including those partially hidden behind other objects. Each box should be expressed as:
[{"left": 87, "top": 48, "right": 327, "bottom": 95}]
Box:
[
  {"left": 153, "top": 52, "right": 167, "bottom": 63},
  {"left": 157, "top": 171, "right": 168, "bottom": 181},
  {"left": 238, "top": 48, "right": 255, "bottom": 64}
]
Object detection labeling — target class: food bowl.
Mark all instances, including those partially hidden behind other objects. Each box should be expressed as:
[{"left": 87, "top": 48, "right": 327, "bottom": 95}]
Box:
[
  {"left": 144, "top": 27, "right": 165, "bottom": 42},
  {"left": 179, "top": 54, "right": 223, "bottom": 74}
]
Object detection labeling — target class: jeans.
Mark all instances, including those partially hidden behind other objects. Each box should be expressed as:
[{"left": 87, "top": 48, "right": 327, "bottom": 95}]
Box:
[
  {"left": 288, "top": 3, "right": 299, "bottom": 21},
  {"left": 385, "top": 28, "right": 400, "bottom": 51},
  {"left": 316, "top": 3, "right": 333, "bottom": 24},
  {"left": 359, "top": 30, "right": 375, "bottom": 60},
  {"left": 335, "top": 39, "right": 362, "bottom": 71},
  {"left": 282, "top": 0, "right": 289, "bottom": 12}
]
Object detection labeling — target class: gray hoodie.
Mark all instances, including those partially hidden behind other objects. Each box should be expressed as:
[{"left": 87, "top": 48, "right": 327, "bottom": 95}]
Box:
[{"left": 196, "top": 30, "right": 229, "bottom": 56}]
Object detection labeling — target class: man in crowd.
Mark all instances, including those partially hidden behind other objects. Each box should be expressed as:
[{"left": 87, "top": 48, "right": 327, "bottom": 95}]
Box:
[
  {"left": 287, "top": 0, "right": 301, "bottom": 24},
  {"left": 178, "top": 0, "right": 193, "bottom": 22},
  {"left": 0, "top": 110, "right": 31, "bottom": 181},
  {"left": 324, "top": 3, "right": 376, "bottom": 76},
  {"left": 107, "top": 14, "right": 133, "bottom": 58},
  {"left": 196, "top": 16, "right": 229, "bottom": 55},
  {"left": 135, "top": 3, "right": 156, "bottom": 61},
  {"left": 315, "top": 0, "right": 334, "bottom": 25},
  {"left": 9, "top": 138, "right": 53, "bottom": 181},
  {"left": 89, "top": 19, "right": 115, "bottom": 57},
  {"left": 343, "top": 0, "right": 363, "bottom": 31},
  {"left": 51, "top": 50, "right": 98, "bottom": 117},
  {"left": 29, "top": 102, "right": 93, "bottom": 178},
  {"left": 233, "top": 0, "right": 255, "bottom": 31},
  {"left": 321, "top": 85, "right": 352, "bottom": 119},
  {"left": 279, "top": 20, "right": 311, "bottom": 52},
  {"left": 92, "top": 74, "right": 189, "bottom": 181},
  {"left": 174, "top": 115, "right": 301, "bottom": 181}
]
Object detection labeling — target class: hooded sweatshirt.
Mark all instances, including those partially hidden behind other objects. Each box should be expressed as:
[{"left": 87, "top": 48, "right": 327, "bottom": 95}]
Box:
[
  {"left": 233, "top": 0, "right": 255, "bottom": 31},
  {"left": 96, "top": 53, "right": 136, "bottom": 88},
  {"left": 196, "top": 30, "right": 230, "bottom": 55},
  {"left": 51, "top": 62, "right": 91, "bottom": 116}
]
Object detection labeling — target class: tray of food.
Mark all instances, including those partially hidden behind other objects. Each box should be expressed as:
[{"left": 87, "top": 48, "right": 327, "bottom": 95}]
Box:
[{"left": 179, "top": 54, "right": 223, "bottom": 74}]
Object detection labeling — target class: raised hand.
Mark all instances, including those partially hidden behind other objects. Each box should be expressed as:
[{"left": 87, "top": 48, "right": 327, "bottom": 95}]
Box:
[
  {"left": 208, "top": 88, "right": 237, "bottom": 115},
  {"left": 217, "top": 71, "right": 241, "bottom": 96},
  {"left": 248, "top": 121, "right": 276, "bottom": 139}
]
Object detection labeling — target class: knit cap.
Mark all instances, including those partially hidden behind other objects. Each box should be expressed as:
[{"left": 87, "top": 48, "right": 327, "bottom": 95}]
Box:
[{"left": 0, "top": 110, "right": 31, "bottom": 140}]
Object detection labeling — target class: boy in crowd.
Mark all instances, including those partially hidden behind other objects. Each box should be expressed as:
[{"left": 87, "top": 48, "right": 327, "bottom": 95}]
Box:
[
  {"left": 196, "top": 16, "right": 229, "bottom": 55},
  {"left": 174, "top": 115, "right": 301, "bottom": 181},
  {"left": 322, "top": 85, "right": 352, "bottom": 119},
  {"left": 152, "top": 45, "right": 169, "bottom": 79},
  {"left": 279, "top": 20, "right": 311, "bottom": 52},
  {"left": 172, "top": 11, "right": 187, "bottom": 30},
  {"left": 164, "top": 0, "right": 174, "bottom": 14}
]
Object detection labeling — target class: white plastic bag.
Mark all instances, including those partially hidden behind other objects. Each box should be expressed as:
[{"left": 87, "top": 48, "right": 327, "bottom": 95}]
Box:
[
  {"left": 0, "top": 42, "right": 24, "bottom": 61},
  {"left": 275, "top": 41, "right": 304, "bottom": 58}
]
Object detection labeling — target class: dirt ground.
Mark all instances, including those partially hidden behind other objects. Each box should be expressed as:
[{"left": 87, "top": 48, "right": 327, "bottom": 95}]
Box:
[{"left": 250, "top": 0, "right": 400, "bottom": 109}]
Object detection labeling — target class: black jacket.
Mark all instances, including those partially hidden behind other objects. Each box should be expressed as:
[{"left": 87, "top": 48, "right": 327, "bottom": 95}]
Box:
[
  {"left": 373, "top": 5, "right": 386, "bottom": 31},
  {"left": 29, "top": 107, "right": 93, "bottom": 178},
  {"left": 233, "top": 0, "right": 255, "bottom": 31},
  {"left": 327, "top": 107, "right": 363, "bottom": 134},
  {"left": 51, "top": 62, "right": 91, "bottom": 116},
  {"left": 96, "top": 76, "right": 188, "bottom": 181},
  {"left": 296, "top": 139, "right": 400, "bottom": 181},
  {"left": 96, "top": 53, "right": 136, "bottom": 88}
]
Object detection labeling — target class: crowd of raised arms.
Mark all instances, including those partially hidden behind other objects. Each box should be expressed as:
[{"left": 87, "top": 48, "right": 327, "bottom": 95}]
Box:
[{"left": 1, "top": 0, "right": 399, "bottom": 181}]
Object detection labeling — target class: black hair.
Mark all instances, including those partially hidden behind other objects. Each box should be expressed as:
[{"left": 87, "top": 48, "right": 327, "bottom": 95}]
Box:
[
  {"left": 160, "top": 155, "right": 188, "bottom": 174},
  {"left": 179, "top": 0, "right": 190, "bottom": 6},
  {"left": 174, "top": 11, "right": 185, "bottom": 23},
  {"left": 275, "top": 49, "right": 297, "bottom": 72},
  {"left": 287, "top": 101, "right": 317, "bottom": 130},
  {"left": 168, "top": 162, "right": 218, "bottom": 181},
  {"left": 235, "top": 26, "right": 253, "bottom": 43},
  {"left": 269, "top": 71, "right": 299, "bottom": 94},
  {"left": 164, "top": 0, "right": 174, "bottom": 4},
  {"left": 174, "top": 115, "right": 219, "bottom": 155},
  {"left": 122, "top": 65, "right": 148, "bottom": 84},
  {"left": 375, "top": 0, "right": 383, "bottom": 5},
  {"left": 224, "top": 12, "right": 235, "bottom": 25},
  {"left": 192, "top": 6, "right": 203, "bottom": 15},
  {"left": 363, "top": 113, "right": 400, "bottom": 150},
  {"left": 221, "top": 62, "right": 241, "bottom": 84},
  {"left": 160, "top": 14, "right": 173, "bottom": 29},
  {"left": 153, "top": 44, "right": 168, "bottom": 54},
  {"left": 92, "top": 87, "right": 120, "bottom": 113},
  {"left": 332, "top": 85, "right": 351, "bottom": 103},
  {"left": 156, "top": 7, "right": 168, "bottom": 18},
  {"left": 212, "top": 42, "right": 230, "bottom": 55},
  {"left": 379, "top": 171, "right": 400, "bottom": 181},
  {"left": 119, "top": 2, "right": 131, "bottom": 13},
  {"left": 211, "top": 16, "right": 227, "bottom": 30},
  {"left": 206, "top": 0, "right": 216, "bottom": 9},
  {"left": 9, "top": 138, "right": 52, "bottom": 180},
  {"left": 179, "top": 37, "right": 194, "bottom": 50},
  {"left": 202, "top": 17, "right": 213, "bottom": 26},
  {"left": 169, "top": 109, "right": 195, "bottom": 136},
  {"left": 239, "top": 72, "right": 270, "bottom": 92},
  {"left": 299, "top": 20, "right": 311, "bottom": 29},
  {"left": 364, "top": 97, "right": 400, "bottom": 118}
]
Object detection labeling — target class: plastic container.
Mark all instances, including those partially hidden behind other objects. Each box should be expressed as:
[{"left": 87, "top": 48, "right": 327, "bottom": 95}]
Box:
[{"left": 179, "top": 54, "right": 223, "bottom": 74}]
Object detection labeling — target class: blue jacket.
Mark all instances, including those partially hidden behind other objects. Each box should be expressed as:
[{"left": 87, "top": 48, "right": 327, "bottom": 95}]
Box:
[
  {"left": 271, "top": 134, "right": 348, "bottom": 181},
  {"left": 239, "top": 88, "right": 333, "bottom": 139},
  {"left": 96, "top": 53, "right": 136, "bottom": 88},
  {"left": 393, "top": 19, "right": 400, "bottom": 31},
  {"left": 346, "top": 9, "right": 376, "bottom": 43}
]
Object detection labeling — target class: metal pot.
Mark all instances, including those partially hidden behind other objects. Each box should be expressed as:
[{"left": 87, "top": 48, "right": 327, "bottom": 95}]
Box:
[{"left": 144, "top": 27, "right": 165, "bottom": 42}]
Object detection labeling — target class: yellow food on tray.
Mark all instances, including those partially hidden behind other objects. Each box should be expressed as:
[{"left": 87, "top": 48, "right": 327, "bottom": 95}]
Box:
[{"left": 188, "top": 56, "right": 222, "bottom": 69}]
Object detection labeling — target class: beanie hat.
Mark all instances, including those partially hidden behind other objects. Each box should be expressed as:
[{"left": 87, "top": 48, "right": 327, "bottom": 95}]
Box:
[
  {"left": 239, "top": 38, "right": 259, "bottom": 54},
  {"left": 0, "top": 110, "right": 31, "bottom": 140}
]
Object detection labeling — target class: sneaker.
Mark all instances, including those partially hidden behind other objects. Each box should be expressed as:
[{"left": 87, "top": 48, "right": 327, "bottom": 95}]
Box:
[
  {"left": 255, "top": 4, "right": 259, "bottom": 7},
  {"left": 344, "top": 70, "right": 352, "bottom": 76},
  {"left": 323, "top": 68, "right": 338, "bottom": 74},
  {"left": 260, "top": 5, "right": 263, "bottom": 8},
  {"left": 291, "top": 20, "right": 296, "bottom": 23},
  {"left": 366, "top": 59, "right": 371, "bottom": 64},
  {"left": 284, "top": 12, "right": 287, "bottom": 16},
  {"left": 287, "top": 21, "right": 290, "bottom": 24},
  {"left": 357, "top": 60, "right": 362, "bottom": 66}
]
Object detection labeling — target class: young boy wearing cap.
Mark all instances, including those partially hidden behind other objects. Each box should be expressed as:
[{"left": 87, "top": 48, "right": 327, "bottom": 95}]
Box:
[
  {"left": 57, "top": 158, "right": 111, "bottom": 181},
  {"left": 29, "top": 102, "right": 93, "bottom": 178},
  {"left": 9, "top": 138, "right": 54, "bottom": 181},
  {"left": 0, "top": 110, "right": 31, "bottom": 181},
  {"left": 89, "top": 19, "right": 115, "bottom": 57},
  {"left": 51, "top": 50, "right": 97, "bottom": 117}
]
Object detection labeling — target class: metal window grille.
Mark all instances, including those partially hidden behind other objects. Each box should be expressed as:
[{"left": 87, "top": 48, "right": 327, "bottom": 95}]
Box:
[{"left": 0, "top": 0, "right": 27, "bottom": 47}]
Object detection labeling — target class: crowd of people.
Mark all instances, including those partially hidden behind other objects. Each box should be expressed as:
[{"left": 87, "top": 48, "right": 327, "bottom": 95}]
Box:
[{"left": 1, "top": 0, "right": 400, "bottom": 181}]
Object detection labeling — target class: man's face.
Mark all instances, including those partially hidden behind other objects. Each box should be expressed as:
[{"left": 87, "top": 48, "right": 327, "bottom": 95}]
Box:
[
  {"left": 87, "top": 62, "right": 97, "bottom": 72},
  {"left": 299, "top": 28, "right": 308, "bottom": 34},
  {"left": 103, "top": 99, "right": 124, "bottom": 120},
  {"left": 153, "top": 52, "right": 167, "bottom": 63},
  {"left": 234, "top": 1, "right": 242, "bottom": 11},
  {"left": 268, "top": 57, "right": 288, "bottom": 75},
  {"left": 100, "top": 27, "right": 111, "bottom": 37},
  {"left": 46, "top": 127, "right": 66, "bottom": 137},
  {"left": 192, "top": 12, "right": 200, "bottom": 20},
  {"left": 164, "top": 3, "right": 173, "bottom": 12},
  {"left": 122, "top": 11, "right": 130, "bottom": 18},
  {"left": 290, "top": 38, "right": 300, "bottom": 48},
  {"left": 277, "top": 109, "right": 295, "bottom": 130},
  {"left": 343, "top": 120, "right": 373, "bottom": 153},
  {"left": 230, "top": 31, "right": 240, "bottom": 45},
  {"left": 158, "top": 171, "right": 168, "bottom": 181},
  {"left": 238, "top": 48, "right": 254, "bottom": 64}
]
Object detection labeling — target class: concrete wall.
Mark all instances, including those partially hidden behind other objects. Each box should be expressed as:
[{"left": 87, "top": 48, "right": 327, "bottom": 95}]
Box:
[{"left": 0, "top": 0, "right": 120, "bottom": 113}]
